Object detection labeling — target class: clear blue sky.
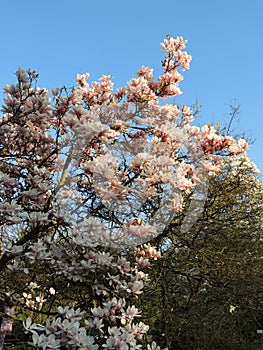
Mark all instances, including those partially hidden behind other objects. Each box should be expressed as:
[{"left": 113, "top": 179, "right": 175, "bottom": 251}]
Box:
[{"left": 1, "top": 0, "right": 262, "bottom": 173}]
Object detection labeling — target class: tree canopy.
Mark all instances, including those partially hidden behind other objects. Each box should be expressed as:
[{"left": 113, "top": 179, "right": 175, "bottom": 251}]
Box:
[{"left": 142, "top": 155, "right": 263, "bottom": 349}]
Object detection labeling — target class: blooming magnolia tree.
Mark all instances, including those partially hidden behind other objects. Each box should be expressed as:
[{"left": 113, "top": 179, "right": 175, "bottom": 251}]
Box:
[{"left": 0, "top": 36, "right": 248, "bottom": 349}]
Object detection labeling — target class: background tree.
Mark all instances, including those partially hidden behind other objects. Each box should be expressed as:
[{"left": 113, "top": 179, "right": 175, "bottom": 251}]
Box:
[{"left": 143, "top": 155, "right": 263, "bottom": 349}]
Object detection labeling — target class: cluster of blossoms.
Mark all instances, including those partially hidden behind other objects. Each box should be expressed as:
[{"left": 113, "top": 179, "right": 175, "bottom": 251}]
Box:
[
  {"left": 21, "top": 234, "right": 162, "bottom": 349},
  {"left": 15, "top": 282, "right": 55, "bottom": 310},
  {"left": 24, "top": 308, "right": 162, "bottom": 349},
  {"left": 0, "top": 36, "right": 248, "bottom": 349}
]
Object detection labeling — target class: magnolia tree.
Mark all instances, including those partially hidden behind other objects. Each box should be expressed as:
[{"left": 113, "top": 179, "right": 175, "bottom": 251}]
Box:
[{"left": 0, "top": 36, "right": 248, "bottom": 349}]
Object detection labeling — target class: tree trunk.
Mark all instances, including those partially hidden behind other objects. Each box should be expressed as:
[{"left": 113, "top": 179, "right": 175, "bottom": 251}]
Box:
[{"left": 0, "top": 305, "right": 14, "bottom": 349}]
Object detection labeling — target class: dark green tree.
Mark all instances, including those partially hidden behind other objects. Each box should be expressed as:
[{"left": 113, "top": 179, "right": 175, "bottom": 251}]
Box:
[{"left": 142, "top": 155, "right": 263, "bottom": 350}]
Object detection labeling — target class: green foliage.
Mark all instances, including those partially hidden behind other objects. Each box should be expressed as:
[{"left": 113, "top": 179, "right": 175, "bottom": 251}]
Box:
[{"left": 142, "top": 156, "right": 263, "bottom": 349}]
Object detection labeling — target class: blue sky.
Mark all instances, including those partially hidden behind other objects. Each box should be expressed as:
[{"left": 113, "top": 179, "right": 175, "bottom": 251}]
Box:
[{"left": 1, "top": 0, "right": 262, "bottom": 173}]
